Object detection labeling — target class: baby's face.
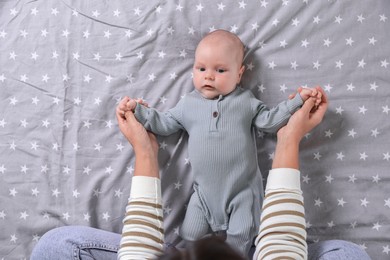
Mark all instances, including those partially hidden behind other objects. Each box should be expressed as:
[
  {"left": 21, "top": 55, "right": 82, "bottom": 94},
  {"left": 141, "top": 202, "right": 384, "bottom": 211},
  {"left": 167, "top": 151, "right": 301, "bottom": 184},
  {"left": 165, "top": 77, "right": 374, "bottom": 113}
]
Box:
[{"left": 193, "top": 39, "right": 244, "bottom": 99}]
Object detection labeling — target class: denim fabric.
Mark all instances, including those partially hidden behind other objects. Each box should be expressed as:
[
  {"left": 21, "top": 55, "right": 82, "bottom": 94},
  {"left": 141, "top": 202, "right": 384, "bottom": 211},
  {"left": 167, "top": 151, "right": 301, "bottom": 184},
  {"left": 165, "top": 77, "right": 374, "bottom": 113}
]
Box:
[{"left": 31, "top": 226, "right": 371, "bottom": 260}]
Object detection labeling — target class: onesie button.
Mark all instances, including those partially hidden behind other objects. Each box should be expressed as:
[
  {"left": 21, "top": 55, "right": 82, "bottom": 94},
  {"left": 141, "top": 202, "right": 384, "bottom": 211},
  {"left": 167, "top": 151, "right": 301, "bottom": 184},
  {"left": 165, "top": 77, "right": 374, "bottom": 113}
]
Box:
[{"left": 213, "top": 111, "right": 218, "bottom": 118}]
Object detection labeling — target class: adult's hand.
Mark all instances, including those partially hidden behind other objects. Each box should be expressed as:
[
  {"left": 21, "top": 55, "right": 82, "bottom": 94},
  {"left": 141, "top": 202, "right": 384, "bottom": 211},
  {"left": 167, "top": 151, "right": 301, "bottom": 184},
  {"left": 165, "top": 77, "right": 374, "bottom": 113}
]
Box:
[
  {"left": 279, "top": 86, "right": 328, "bottom": 143},
  {"left": 273, "top": 86, "right": 328, "bottom": 169},
  {"left": 116, "top": 107, "right": 159, "bottom": 177}
]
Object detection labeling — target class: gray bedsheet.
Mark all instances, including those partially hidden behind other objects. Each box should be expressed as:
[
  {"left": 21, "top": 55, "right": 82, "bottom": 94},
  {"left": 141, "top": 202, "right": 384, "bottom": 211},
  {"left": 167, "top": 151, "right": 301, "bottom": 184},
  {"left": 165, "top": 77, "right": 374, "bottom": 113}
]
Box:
[{"left": 1, "top": 0, "right": 389, "bottom": 259}]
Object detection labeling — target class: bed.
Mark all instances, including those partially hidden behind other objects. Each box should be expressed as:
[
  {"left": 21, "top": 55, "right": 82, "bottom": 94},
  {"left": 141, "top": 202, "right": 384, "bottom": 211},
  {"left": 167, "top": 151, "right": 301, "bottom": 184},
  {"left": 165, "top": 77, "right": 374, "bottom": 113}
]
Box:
[{"left": 1, "top": 0, "right": 389, "bottom": 259}]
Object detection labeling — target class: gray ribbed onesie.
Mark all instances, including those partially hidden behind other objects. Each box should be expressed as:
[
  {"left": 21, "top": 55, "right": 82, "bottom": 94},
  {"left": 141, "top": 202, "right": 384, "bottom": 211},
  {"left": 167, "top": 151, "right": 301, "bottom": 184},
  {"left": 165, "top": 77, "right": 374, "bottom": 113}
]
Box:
[{"left": 134, "top": 87, "right": 303, "bottom": 255}]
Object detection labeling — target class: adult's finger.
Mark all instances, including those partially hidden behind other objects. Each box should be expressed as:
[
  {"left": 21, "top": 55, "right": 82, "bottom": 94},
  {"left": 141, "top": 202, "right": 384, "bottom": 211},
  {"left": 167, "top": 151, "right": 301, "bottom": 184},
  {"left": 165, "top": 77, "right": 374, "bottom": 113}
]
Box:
[
  {"left": 124, "top": 111, "right": 137, "bottom": 125},
  {"left": 300, "top": 96, "right": 316, "bottom": 114}
]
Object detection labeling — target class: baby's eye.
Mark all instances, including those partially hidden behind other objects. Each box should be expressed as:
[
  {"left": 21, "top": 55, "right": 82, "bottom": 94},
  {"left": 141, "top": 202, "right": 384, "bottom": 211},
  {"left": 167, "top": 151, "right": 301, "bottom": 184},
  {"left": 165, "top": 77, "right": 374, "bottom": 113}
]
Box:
[
  {"left": 217, "top": 69, "right": 226, "bottom": 73},
  {"left": 199, "top": 68, "right": 206, "bottom": 72}
]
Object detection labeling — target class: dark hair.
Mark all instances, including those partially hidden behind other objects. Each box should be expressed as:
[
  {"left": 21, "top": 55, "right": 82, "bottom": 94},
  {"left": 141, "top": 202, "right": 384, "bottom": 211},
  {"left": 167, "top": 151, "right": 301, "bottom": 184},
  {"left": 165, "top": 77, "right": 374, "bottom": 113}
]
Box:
[{"left": 158, "top": 236, "right": 245, "bottom": 260}]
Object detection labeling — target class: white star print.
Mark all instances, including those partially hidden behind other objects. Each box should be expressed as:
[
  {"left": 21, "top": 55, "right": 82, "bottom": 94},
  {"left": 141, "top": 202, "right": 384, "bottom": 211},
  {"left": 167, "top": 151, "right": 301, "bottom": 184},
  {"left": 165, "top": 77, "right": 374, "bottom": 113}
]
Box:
[
  {"left": 51, "top": 8, "right": 59, "bottom": 16},
  {"left": 41, "top": 165, "right": 49, "bottom": 173},
  {"left": 313, "top": 152, "right": 322, "bottom": 160},
  {"left": 105, "top": 166, "right": 113, "bottom": 174},
  {"left": 137, "top": 51, "right": 144, "bottom": 59},
  {"left": 260, "top": 0, "right": 269, "bottom": 8},
  {"left": 116, "top": 143, "right": 124, "bottom": 152},
  {"left": 134, "top": 7, "right": 142, "bottom": 16},
  {"left": 72, "top": 190, "right": 80, "bottom": 198},
  {"left": 348, "top": 129, "right": 357, "bottom": 138},
  {"left": 334, "top": 15, "right": 342, "bottom": 24},
  {"left": 358, "top": 106, "right": 367, "bottom": 114},
  {"left": 52, "top": 189, "right": 61, "bottom": 198},
  {"left": 325, "top": 174, "right": 334, "bottom": 183},
  {"left": 335, "top": 106, "right": 344, "bottom": 115},
  {"left": 155, "top": 6, "right": 162, "bottom": 14},
  {"left": 179, "top": 49, "right": 187, "bottom": 58},
  {"left": 62, "top": 212, "right": 70, "bottom": 221},
  {"left": 358, "top": 59, "right": 366, "bottom": 68},
  {"left": 291, "top": 18, "right": 300, "bottom": 26},
  {"left": 83, "top": 166, "right": 92, "bottom": 175},
  {"left": 196, "top": 4, "right": 204, "bottom": 12},
  {"left": 92, "top": 10, "right": 100, "bottom": 18},
  {"left": 175, "top": 4, "right": 183, "bottom": 12},
  {"left": 280, "top": 40, "right": 288, "bottom": 48},
  {"left": 346, "top": 37, "right": 354, "bottom": 46},
  {"left": 372, "top": 175, "right": 380, "bottom": 183},
  {"left": 327, "top": 221, "right": 335, "bottom": 228},
  {"left": 9, "top": 51, "right": 17, "bottom": 60},
  {"left": 371, "top": 128, "right": 380, "bottom": 137},
  {"left": 218, "top": 3, "right": 226, "bottom": 10},
  {"left": 313, "top": 61, "right": 321, "bottom": 70},
  {"left": 268, "top": 61, "right": 277, "bottom": 70},
  {"left": 114, "top": 189, "right": 123, "bottom": 197},
  {"left": 302, "top": 175, "right": 310, "bottom": 184},
  {"left": 10, "top": 188, "right": 18, "bottom": 197},
  {"left": 384, "top": 198, "right": 390, "bottom": 208},
  {"left": 368, "top": 37, "right": 377, "bottom": 45},
  {"left": 105, "top": 75, "right": 113, "bottom": 82},
  {"left": 0, "top": 165, "right": 6, "bottom": 174},
  {"left": 372, "top": 222, "right": 382, "bottom": 231},
  {"left": 337, "top": 198, "right": 347, "bottom": 207},
  {"left": 360, "top": 152, "right": 368, "bottom": 160},
  {"left": 174, "top": 181, "right": 182, "bottom": 190},
  {"left": 357, "top": 14, "right": 365, "bottom": 23},
  {"left": 238, "top": 1, "right": 247, "bottom": 8},
  {"left": 113, "top": 9, "right": 120, "bottom": 17},
  {"left": 336, "top": 152, "right": 345, "bottom": 160},
  {"left": 382, "top": 105, "right": 390, "bottom": 114},
  {"left": 62, "top": 29, "right": 70, "bottom": 38},
  {"left": 314, "top": 198, "right": 323, "bottom": 207},
  {"left": 125, "top": 30, "right": 133, "bottom": 38},
  {"left": 10, "top": 234, "right": 18, "bottom": 243},
  {"left": 348, "top": 174, "right": 357, "bottom": 183},
  {"left": 84, "top": 213, "right": 91, "bottom": 222},
  {"left": 360, "top": 198, "right": 369, "bottom": 207},
  {"left": 52, "top": 51, "right": 59, "bottom": 59},
  {"left": 10, "top": 8, "right": 18, "bottom": 16},
  {"left": 381, "top": 59, "right": 389, "bottom": 68},
  {"left": 379, "top": 14, "right": 388, "bottom": 22}
]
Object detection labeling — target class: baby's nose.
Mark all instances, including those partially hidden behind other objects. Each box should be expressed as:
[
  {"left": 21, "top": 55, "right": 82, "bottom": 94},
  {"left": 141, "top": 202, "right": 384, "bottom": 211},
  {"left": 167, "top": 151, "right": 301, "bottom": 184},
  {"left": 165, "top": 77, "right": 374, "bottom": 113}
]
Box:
[{"left": 205, "top": 71, "right": 215, "bottom": 80}]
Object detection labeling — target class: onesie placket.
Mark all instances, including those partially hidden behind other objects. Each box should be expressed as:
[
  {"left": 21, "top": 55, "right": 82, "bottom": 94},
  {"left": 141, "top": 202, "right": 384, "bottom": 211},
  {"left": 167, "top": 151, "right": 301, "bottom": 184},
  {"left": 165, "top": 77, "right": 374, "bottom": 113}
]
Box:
[{"left": 209, "top": 95, "right": 223, "bottom": 132}]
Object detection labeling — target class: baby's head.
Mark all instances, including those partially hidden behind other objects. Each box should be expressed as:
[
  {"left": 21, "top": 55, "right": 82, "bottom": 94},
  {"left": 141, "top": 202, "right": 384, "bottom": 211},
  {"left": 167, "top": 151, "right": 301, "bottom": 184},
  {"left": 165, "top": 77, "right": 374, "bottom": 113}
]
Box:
[{"left": 193, "top": 30, "right": 245, "bottom": 99}]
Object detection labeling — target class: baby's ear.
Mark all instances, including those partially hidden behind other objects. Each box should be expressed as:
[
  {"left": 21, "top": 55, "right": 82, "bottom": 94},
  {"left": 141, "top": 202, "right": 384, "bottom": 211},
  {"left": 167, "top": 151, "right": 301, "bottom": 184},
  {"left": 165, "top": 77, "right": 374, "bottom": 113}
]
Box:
[{"left": 237, "top": 65, "right": 245, "bottom": 83}]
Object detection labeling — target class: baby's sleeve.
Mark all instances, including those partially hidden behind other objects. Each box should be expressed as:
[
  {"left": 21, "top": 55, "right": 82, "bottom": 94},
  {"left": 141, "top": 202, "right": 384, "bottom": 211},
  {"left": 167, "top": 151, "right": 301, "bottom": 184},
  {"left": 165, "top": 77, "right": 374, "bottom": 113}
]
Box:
[
  {"left": 134, "top": 99, "right": 185, "bottom": 136},
  {"left": 251, "top": 93, "right": 303, "bottom": 133}
]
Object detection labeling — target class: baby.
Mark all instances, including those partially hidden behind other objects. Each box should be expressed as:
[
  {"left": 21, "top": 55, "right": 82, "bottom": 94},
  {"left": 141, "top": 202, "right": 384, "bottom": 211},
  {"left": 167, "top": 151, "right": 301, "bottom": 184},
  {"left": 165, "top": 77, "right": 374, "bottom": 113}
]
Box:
[{"left": 118, "top": 30, "right": 321, "bottom": 256}]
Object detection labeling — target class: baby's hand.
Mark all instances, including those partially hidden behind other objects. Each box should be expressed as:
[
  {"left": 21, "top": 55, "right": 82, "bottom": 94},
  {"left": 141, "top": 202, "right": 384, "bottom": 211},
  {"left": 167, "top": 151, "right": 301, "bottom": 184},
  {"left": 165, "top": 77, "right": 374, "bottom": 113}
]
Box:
[
  {"left": 296, "top": 87, "right": 322, "bottom": 107},
  {"left": 117, "top": 97, "right": 144, "bottom": 118},
  {"left": 133, "top": 98, "right": 149, "bottom": 108}
]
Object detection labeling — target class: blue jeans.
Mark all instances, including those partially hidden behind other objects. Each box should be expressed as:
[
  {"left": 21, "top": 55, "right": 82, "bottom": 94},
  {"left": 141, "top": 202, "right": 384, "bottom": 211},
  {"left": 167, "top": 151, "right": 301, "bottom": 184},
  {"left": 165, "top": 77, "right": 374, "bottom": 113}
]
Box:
[{"left": 30, "top": 226, "right": 371, "bottom": 260}]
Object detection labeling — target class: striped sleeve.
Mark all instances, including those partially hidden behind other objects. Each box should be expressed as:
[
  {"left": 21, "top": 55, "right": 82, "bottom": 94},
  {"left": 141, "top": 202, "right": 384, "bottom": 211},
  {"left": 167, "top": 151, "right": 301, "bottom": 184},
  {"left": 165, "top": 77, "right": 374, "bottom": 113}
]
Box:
[
  {"left": 253, "top": 168, "right": 307, "bottom": 260},
  {"left": 118, "top": 176, "right": 164, "bottom": 260}
]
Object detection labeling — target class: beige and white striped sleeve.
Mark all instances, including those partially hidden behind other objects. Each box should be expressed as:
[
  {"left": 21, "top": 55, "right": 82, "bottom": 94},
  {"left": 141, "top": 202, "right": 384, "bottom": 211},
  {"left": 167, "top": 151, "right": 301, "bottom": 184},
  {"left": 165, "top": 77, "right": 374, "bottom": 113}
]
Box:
[
  {"left": 253, "top": 168, "right": 307, "bottom": 260},
  {"left": 118, "top": 176, "right": 164, "bottom": 260}
]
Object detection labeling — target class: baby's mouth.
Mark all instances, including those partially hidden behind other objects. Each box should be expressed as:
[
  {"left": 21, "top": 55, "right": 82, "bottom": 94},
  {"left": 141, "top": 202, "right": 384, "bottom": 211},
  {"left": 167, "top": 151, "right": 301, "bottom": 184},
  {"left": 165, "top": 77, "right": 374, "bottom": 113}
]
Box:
[{"left": 203, "top": 85, "right": 214, "bottom": 89}]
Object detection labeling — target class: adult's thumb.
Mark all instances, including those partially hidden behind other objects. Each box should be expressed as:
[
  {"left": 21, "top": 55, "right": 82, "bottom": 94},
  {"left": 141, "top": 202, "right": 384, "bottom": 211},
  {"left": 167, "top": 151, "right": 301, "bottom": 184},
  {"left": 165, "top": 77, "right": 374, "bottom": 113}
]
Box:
[
  {"left": 301, "top": 98, "right": 315, "bottom": 113},
  {"left": 124, "top": 111, "right": 136, "bottom": 124}
]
